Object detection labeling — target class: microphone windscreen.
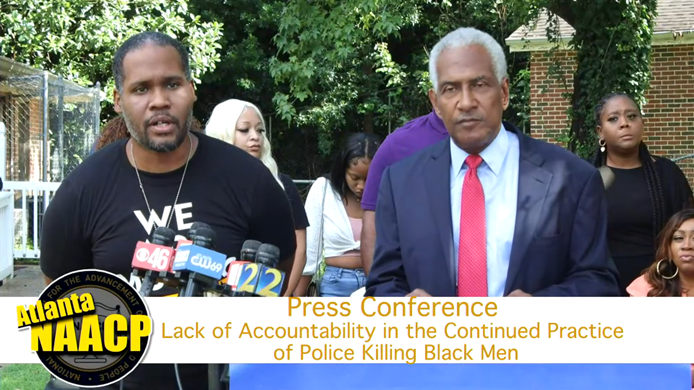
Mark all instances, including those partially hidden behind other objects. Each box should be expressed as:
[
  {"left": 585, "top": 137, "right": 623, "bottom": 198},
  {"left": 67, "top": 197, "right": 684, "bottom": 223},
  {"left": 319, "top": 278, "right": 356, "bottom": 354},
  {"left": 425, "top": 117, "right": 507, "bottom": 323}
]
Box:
[
  {"left": 241, "top": 240, "right": 262, "bottom": 252},
  {"left": 240, "top": 240, "right": 262, "bottom": 262},
  {"left": 152, "top": 227, "right": 176, "bottom": 247},
  {"left": 187, "top": 222, "right": 211, "bottom": 240},
  {"left": 256, "top": 243, "right": 280, "bottom": 267},
  {"left": 193, "top": 227, "right": 217, "bottom": 249}
]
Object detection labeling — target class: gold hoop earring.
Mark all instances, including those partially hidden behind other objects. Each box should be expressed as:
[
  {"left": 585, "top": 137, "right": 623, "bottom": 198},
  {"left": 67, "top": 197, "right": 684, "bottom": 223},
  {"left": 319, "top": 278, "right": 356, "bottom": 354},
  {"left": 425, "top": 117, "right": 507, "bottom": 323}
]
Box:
[
  {"left": 599, "top": 138, "right": 606, "bottom": 153},
  {"left": 656, "top": 259, "right": 679, "bottom": 280}
]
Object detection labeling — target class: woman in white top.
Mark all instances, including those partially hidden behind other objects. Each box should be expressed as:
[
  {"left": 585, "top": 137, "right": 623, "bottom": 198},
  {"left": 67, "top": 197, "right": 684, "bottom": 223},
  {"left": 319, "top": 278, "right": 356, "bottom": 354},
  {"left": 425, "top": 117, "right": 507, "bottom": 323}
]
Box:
[
  {"left": 302, "top": 133, "right": 381, "bottom": 297},
  {"left": 205, "top": 99, "right": 309, "bottom": 297}
]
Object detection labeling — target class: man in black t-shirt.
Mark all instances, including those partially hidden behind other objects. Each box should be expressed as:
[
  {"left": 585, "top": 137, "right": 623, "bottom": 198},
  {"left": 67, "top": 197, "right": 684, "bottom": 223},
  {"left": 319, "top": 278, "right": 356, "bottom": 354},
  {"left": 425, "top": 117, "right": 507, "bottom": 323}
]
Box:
[{"left": 39, "top": 32, "right": 296, "bottom": 390}]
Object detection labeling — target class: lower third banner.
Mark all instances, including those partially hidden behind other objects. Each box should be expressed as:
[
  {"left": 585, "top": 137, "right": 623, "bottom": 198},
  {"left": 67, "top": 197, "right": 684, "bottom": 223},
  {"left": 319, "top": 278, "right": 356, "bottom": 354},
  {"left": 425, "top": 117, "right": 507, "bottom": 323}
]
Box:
[{"left": 227, "top": 363, "right": 692, "bottom": 390}]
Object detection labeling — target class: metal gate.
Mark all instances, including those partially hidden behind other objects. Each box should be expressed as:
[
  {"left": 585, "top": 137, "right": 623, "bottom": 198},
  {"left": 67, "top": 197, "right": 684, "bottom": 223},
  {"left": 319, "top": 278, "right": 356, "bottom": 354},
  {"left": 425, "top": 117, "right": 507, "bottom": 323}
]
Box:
[{"left": 2, "top": 180, "right": 61, "bottom": 260}]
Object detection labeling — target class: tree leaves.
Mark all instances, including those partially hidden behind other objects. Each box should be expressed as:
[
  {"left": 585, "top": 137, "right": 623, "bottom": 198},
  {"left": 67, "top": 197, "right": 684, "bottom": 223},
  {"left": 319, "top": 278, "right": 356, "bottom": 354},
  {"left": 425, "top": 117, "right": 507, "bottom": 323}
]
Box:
[
  {"left": 545, "top": 0, "right": 656, "bottom": 158},
  {"left": 0, "top": 0, "right": 223, "bottom": 107}
]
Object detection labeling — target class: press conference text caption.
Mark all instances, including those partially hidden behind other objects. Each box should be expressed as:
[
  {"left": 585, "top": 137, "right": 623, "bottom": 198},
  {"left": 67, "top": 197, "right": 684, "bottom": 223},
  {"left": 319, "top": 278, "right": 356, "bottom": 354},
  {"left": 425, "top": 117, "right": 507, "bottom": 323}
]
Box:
[{"left": 156, "top": 297, "right": 625, "bottom": 364}]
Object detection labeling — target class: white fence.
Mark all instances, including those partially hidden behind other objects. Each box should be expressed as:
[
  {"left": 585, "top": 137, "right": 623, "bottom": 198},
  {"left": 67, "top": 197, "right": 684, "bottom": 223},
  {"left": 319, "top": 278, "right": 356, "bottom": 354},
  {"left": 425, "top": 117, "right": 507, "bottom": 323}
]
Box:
[
  {"left": 0, "top": 192, "right": 13, "bottom": 281},
  {"left": 0, "top": 178, "right": 313, "bottom": 267},
  {"left": 0, "top": 122, "right": 10, "bottom": 281},
  {"left": 2, "top": 181, "right": 61, "bottom": 260}
]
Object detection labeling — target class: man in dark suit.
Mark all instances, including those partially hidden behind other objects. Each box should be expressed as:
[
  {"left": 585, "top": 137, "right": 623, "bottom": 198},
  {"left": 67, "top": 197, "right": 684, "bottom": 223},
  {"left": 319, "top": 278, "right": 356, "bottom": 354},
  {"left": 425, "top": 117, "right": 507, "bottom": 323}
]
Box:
[{"left": 365, "top": 27, "right": 620, "bottom": 297}]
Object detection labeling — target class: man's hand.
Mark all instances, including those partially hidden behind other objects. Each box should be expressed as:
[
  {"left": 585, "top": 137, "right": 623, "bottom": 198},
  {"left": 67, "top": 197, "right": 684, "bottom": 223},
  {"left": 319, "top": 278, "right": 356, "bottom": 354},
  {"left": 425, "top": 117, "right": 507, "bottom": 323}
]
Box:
[
  {"left": 507, "top": 289, "right": 532, "bottom": 297},
  {"left": 406, "top": 288, "right": 432, "bottom": 297}
]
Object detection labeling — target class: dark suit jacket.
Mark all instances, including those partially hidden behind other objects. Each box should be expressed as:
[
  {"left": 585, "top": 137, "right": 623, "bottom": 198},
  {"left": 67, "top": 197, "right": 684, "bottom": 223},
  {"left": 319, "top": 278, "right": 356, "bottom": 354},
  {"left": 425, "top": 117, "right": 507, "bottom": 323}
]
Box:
[{"left": 365, "top": 124, "right": 620, "bottom": 297}]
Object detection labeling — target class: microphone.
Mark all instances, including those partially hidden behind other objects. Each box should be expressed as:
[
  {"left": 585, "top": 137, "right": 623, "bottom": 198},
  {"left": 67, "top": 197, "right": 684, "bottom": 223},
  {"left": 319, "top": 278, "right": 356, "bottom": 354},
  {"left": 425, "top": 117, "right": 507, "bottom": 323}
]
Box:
[
  {"left": 241, "top": 240, "right": 261, "bottom": 262},
  {"left": 228, "top": 240, "right": 262, "bottom": 296},
  {"left": 174, "top": 221, "right": 212, "bottom": 253},
  {"left": 188, "top": 222, "right": 211, "bottom": 240},
  {"left": 171, "top": 227, "right": 226, "bottom": 297},
  {"left": 236, "top": 243, "right": 286, "bottom": 297},
  {"left": 131, "top": 226, "right": 177, "bottom": 297}
]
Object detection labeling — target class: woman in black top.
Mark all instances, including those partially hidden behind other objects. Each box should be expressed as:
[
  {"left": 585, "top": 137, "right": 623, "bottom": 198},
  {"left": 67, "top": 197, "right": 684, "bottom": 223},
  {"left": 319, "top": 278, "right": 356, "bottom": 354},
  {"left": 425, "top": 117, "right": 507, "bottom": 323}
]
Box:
[
  {"left": 592, "top": 93, "right": 693, "bottom": 295},
  {"left": 205, "top": 99, "right": 309, "bottom": 296}
]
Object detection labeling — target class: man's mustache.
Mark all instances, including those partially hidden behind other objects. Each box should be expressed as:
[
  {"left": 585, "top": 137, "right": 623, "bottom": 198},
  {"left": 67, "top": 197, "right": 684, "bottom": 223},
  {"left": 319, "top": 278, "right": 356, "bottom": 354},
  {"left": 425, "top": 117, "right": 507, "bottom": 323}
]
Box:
[
  {"left": 455, "top": 116, "right": 482, "bottom": 123},
  {"left": 143, "top": 113, "right": 180, "bottom": 128}
]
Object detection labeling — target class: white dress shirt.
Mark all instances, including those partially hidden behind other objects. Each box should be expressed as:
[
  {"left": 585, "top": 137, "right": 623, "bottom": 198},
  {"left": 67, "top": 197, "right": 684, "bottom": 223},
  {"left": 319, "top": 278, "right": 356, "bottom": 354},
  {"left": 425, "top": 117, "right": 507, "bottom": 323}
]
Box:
[{"left": 450, "top": 125, "right": 520, "bottom": 297}]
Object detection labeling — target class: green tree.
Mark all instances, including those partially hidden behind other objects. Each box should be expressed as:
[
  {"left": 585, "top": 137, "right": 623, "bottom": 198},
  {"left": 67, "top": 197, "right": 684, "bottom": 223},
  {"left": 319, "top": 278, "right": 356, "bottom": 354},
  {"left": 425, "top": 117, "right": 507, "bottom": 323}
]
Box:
[
  {"left": 544, "top": 0, "right": 657, "bottom": 157},
  {"left": 0, "top": 0, "right": 224, "bottom": 177},
  {"left": 269, "top": 0, "right": 540, "bottom": 155},
  {"left": 0, "top": 0, "right": 224, "bottom": 107},
  {"left": 269, "top": 0, "right": 425, "bottom": 155}
]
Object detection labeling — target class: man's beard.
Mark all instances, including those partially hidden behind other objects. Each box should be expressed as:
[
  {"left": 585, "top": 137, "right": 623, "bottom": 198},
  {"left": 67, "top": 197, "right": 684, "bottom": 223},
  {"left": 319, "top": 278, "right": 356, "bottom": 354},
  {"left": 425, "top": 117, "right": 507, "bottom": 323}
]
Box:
[{"left": 124, "top": 111, "right": 193, "bottom": 153}]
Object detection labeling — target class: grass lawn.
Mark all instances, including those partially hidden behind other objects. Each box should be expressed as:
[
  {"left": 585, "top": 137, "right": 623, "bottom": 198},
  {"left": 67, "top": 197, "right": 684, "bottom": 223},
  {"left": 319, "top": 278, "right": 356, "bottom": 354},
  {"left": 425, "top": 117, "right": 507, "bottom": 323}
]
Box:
[{"left": 0, "top": 364, "right": 50, "bottom": 390}]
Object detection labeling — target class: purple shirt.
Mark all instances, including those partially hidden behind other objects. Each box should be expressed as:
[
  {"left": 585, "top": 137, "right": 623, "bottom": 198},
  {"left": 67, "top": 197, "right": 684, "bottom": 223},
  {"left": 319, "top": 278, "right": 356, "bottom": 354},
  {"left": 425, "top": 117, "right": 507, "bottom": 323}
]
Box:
[{"left": 362, "top": 111, "right": 449, "bottom": 211}]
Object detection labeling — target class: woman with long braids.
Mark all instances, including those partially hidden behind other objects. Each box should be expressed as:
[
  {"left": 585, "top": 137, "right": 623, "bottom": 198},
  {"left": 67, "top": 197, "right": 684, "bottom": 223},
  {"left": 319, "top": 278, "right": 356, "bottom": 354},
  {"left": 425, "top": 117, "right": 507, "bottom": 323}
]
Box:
[
  {"left": 303, "top": 133, "right": 381, "bottom": 297},
  {"left": 626, "top": 209, "right": 694, "bottom": 388},
  {"left": 592, "top": 93, "right": 693, "bottom": 295}
]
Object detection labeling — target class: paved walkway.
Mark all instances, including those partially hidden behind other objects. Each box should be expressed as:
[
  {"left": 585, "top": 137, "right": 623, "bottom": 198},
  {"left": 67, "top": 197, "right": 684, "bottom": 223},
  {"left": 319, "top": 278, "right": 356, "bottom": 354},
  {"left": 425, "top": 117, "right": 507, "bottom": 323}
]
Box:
[{"left": 0, "top": 264, "right": 45, "bottom": 297}]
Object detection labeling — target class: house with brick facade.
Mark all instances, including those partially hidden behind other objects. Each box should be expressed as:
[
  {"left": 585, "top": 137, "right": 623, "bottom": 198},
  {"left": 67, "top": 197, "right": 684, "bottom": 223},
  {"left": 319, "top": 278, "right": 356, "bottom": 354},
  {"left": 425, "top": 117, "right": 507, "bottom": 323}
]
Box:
[
  {"left": 0, "top": 55, "right": 99, "bottom": 183},
  {"left": 0, "top": 56, "right": 48, "bottom": 182},
  {"left": 505, "top": 0, "right": 694, "bottom": 184}
]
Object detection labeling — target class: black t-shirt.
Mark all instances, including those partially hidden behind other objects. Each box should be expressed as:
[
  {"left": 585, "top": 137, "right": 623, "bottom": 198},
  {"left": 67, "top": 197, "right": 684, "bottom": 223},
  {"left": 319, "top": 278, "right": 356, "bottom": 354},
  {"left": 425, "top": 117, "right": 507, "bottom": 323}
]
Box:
[
  {"left": 279, "top": 173, "right": 309, "bottom": 230},
  {"left": 605, "top": 166, "right": 654, "bottom": 258},
  {"left": 39, "top": 132, "right": 297, "bottom": 390},
  {"left": 605, "top": 166, "right": 656, "bottom": 293}
]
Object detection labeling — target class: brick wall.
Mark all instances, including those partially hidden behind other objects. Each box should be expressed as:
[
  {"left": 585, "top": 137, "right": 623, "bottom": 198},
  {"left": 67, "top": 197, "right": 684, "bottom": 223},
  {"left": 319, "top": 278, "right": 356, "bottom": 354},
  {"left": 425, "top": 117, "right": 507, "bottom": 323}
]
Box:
[
  {"left": 643, "top": 45, "right": 694, "bottom": 184},
  {"left": 529, "top": 50, "right": 575, "bottom": 146},
  {"left": 529, "top": 44, "right": 694, "bottom": 186},
  {"left": 28, "top": 99, "right": 43, "bottom": 182}
]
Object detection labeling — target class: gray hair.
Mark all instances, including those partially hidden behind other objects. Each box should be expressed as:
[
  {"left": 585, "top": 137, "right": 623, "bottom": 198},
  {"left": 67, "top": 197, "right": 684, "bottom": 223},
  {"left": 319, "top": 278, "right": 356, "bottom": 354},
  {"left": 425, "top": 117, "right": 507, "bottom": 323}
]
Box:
[{"left": 429, "top": 27, "right": 508, "bottom": 92}]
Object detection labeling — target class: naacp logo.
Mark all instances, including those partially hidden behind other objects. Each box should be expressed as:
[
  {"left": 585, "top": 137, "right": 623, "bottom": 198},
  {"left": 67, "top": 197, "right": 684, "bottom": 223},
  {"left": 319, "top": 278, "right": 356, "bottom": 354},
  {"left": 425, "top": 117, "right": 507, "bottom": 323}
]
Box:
[{"left": 18, "top": 269, "right": 153, "bottom": 388}]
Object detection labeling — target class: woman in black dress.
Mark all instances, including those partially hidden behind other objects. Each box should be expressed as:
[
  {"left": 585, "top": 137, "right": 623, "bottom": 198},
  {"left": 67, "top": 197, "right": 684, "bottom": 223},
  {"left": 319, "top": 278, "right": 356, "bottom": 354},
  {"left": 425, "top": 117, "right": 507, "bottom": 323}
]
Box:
[{"left": 592, "top": 93, "right": 693, "bottom": 295}]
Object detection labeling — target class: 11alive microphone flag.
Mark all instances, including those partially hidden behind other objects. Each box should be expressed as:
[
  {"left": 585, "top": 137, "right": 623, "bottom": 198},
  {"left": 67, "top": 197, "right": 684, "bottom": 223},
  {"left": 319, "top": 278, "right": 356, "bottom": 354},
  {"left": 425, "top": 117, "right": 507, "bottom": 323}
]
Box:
[{"left": 15, "top": 269, "right": 153, "bottom": 388}]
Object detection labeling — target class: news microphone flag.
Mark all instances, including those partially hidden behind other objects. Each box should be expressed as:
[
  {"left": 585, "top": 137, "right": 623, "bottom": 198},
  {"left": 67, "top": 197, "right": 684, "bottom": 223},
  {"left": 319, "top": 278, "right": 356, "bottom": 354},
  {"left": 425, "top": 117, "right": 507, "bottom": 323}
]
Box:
[
  {"left": 224, "top": 261, "right": 250, "bottom": 296},
  {"left": 172, "top": 227, "right": 226, "bottom": 297},
  {"left": 236, "top": 243, "right": 285, "bottom": 297},
  {"left": 132, "top": 226, "right": 177, "bottom": 297},
  {"left": 133, "top": 241, "right": 174, "bottom": 272},
  {"left": 172, "top": 249, "right": 226, "bottom": 279},
  {"left": 232, "top": 240, "right": 262, "bottom": 296},
  {"left": 171, "top": 221, "right": 211, "bottom": 272}
]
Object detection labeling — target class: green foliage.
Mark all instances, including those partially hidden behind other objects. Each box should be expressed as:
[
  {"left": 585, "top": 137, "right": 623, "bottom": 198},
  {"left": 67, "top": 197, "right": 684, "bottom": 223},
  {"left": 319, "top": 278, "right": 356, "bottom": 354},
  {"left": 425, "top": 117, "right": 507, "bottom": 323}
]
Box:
[
  {"left": 510, "top": 67, "right": 531, "bottom": 132},
  {"left": 0, "top": 0, "right": 224, "bottom": 105},
  {"left": 545, "top": 0, "right": 657, "bottom": 159},
  {"left": 269, "top": 0, "right": 424, "bottom": 154},
  {"left": 269, "top": 0, "right": 540, "bottom": 156},
  {"left": 0, "top": 364, "right": 50, "bottom": 390}
]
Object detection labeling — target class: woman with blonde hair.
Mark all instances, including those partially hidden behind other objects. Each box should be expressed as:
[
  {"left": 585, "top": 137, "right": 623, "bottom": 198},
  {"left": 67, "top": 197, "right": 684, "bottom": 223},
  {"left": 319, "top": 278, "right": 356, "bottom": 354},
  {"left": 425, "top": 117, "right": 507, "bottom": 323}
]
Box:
[{"left": 205, "top": 99, "right": 308, "bottom": 296}]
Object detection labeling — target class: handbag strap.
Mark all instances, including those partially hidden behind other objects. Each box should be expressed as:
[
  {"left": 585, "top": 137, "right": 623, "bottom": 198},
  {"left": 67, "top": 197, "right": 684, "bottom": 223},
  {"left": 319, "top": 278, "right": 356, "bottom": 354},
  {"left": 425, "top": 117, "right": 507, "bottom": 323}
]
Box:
[
  {"left": 317, "top": 178, "right": 328, "bottom": 268},
  {"left": 311, "top": 179, "right": 328, "bottom": 286}
]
